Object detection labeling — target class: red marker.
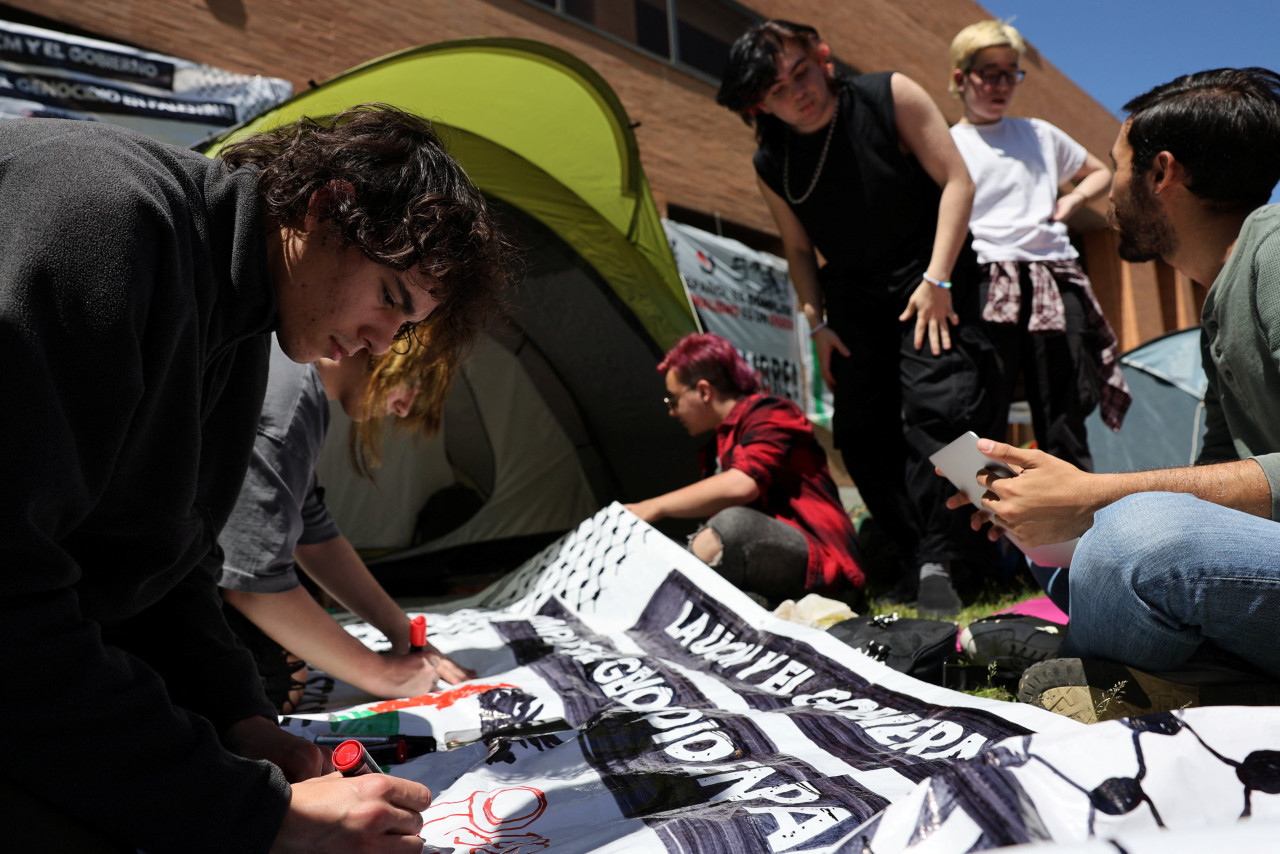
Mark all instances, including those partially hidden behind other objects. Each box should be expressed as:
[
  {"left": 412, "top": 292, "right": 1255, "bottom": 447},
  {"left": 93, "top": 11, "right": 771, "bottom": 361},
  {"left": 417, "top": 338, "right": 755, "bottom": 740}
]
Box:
[
  {"left": 316, "top": 734, "right": 419, "bottom": 765},
  {"left": 409, "top": 615, "right": 427, "bottom": 652},
  {"left": 333, "top": 738, "right": 384, "bottom": 777}
]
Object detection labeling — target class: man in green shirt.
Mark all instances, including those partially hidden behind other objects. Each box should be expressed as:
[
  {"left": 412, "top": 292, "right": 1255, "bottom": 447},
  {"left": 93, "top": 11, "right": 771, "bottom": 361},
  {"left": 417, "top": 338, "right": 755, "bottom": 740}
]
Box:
[{"left": 952, "top": 67, "right": 1280, "bottom": 722}]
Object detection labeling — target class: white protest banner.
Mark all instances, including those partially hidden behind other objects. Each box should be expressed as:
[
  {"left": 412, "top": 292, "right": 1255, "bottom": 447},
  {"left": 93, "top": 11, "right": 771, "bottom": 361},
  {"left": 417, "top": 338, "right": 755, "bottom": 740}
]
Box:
[
  {"left": 663, "top": 219, "right": 836, "bottom": 428},
  {"left": 0, "top": 19, "right": 290, "bottom": 147},
  {"left": 284, "top": 503, "right": 1085, "bottom": 852},
  {"left": 664, "top": 222, "right": 797, "bottom": 401},
  {"left": 283, "top": 505, "right": 1280, "bottom": 851},
  {"left": 841, "top": 706, "right": 1280, "bottom": 852}
]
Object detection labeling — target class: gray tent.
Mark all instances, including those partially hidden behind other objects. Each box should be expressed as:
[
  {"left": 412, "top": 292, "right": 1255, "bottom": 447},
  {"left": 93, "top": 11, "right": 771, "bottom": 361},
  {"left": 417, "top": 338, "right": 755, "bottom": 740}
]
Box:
[{"left": 1084, "top": 326, "right": 1206, "bottom": 473}]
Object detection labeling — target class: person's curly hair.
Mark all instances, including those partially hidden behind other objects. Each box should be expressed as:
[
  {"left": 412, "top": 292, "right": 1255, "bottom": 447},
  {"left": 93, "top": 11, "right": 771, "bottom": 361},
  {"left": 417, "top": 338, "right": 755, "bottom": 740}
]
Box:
[{"left": 221, "top": 103, "right": 520, "bottom": 476}]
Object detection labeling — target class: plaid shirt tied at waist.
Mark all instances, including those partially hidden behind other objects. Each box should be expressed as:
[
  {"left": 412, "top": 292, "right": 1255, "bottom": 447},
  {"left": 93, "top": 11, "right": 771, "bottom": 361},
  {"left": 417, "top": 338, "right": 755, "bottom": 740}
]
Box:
[{"left": 983, "top": 259, "right": 1132, "bottom": 431}]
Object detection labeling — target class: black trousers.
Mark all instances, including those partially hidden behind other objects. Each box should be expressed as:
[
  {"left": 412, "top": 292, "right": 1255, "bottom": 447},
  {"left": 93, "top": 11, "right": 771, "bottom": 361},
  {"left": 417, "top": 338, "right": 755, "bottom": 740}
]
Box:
[
  {"left": 830, "top": 316, "right": 1005, "bottom": 569},
  {"left": 699, "top": 506, "right": 809, "bottom": 602},
  {"left": 979, "top": 266, "right": 1098, "bottom": 472}
]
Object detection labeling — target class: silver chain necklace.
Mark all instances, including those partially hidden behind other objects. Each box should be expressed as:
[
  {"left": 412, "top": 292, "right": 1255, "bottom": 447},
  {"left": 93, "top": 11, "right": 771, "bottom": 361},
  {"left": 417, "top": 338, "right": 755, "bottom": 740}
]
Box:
[{"left": 782, "top": 98, "right": 839, "bottom": 205}]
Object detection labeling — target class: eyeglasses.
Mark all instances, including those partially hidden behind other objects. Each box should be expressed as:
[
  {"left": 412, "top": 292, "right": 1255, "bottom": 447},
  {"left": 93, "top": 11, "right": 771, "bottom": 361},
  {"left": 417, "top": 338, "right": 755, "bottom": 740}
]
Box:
[
  {"left": 663, "top": 386, "right": 696, "bottom": 412},
  {"left": 969, "top": 67, "right": 1025, "bottom": 88}
]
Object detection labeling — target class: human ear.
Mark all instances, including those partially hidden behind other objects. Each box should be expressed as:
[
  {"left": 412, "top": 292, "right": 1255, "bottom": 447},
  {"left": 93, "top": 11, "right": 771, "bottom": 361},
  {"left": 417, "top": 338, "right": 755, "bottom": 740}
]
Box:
[
  {"left": 815, "top": 42, "right": 834, "bottom": 78},
  {"left": 304, "top": 178, "right": 356, "bottom": 227},
  {"left": 1149, "top": 151, "right": 1178, "bottom": 194}
]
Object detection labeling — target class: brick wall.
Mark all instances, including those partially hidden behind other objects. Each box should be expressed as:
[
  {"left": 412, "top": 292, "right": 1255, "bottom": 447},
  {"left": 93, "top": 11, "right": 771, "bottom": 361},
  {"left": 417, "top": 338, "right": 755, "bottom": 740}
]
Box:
[
  {"left": 2, "top": 0, "right": 1182, "bottom": 347},
  {"left": 4, "top": 0, "right": 1121, "bottom": 236}
]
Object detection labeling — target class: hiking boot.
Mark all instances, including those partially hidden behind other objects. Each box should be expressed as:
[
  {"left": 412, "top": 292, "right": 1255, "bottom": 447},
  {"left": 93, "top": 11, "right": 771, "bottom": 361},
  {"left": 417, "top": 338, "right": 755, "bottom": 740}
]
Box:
[
  {"left": 916, "top": 573, "right": 962, "bottom": 620},
  {"left": 960, "top": 614, "right": 1065, "bottom": 673},
  {"left": 1018, "top": 657, "right": 1280, "bottom": 724}
]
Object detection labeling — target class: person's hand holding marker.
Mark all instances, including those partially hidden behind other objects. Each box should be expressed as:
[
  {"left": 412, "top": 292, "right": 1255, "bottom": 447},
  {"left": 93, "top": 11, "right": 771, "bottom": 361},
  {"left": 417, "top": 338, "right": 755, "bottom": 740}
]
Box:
[
  {"left": 400, "top": 613, "right": 476, "bottom": 690},
  {"left": 275, "top": 769, "right": 431, "bottom": 854}
]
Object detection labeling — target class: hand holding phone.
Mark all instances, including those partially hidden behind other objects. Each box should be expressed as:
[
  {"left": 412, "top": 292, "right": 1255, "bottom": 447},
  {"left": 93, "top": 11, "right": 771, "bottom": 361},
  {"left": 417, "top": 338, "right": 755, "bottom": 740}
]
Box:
[
  {"left": 930, "top": 432, "right": 1078, "bottom": 568},
  {"left": 930, "top": 431, "right": 1016, "bottom": 510}
]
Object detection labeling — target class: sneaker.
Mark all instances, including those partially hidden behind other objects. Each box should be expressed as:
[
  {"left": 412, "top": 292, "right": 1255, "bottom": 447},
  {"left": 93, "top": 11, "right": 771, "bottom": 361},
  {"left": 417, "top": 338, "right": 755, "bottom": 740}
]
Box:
[
  {"left": 871, "top": 575, "right": 918, "bottom": 609},
  {"left": 1018, "top": 657, "right": 1280, "bottom": 723},
  {"left": 916, "top": 573, "right": 963, "bottom": 620},
  {"left": 960, "top": 614, "right": 1065, "bottom": 673}
]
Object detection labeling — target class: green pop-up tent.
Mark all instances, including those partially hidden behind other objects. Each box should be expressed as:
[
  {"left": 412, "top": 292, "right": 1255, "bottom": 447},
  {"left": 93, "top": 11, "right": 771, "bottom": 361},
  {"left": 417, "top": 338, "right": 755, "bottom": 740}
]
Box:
[{"left": 205, "top": 39, "right": 701, "bottom": 578}]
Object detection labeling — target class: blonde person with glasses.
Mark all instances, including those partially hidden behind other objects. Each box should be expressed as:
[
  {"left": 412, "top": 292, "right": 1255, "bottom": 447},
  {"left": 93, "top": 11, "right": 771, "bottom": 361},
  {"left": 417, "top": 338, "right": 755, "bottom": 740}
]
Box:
[{"left": 948, "top": 21, "right": 1131, "bottom": 542}]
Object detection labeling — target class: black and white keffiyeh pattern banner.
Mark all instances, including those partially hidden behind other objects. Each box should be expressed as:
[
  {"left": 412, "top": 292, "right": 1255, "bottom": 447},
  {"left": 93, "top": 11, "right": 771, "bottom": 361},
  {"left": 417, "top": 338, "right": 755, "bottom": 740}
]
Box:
[{"left": 283, "top": 504, "right": 1280, "bottom": 853}]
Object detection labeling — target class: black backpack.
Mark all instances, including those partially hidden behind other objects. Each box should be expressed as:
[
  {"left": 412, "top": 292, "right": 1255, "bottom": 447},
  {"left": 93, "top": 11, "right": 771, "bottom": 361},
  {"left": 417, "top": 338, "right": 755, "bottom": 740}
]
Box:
[{"left": 828, "top": 613, "right": 957, "bottom": 685}]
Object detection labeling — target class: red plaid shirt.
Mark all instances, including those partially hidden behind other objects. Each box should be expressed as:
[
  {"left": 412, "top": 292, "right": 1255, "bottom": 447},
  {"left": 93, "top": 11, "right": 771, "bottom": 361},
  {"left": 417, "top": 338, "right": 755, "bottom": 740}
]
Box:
[{"left": 700, "top": 394, "right": 865, "bottom": 591}]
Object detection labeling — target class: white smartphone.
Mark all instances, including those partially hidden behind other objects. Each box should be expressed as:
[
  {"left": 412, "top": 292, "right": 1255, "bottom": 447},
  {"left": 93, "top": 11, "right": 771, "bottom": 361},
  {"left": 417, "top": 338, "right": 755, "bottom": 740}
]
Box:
[{"left": 930, "top": 431, "right": 1077, "bottom": 568}]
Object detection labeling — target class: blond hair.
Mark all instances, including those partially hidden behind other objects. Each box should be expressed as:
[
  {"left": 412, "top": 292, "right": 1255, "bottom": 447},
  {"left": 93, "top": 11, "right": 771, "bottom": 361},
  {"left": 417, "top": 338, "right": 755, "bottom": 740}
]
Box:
[
  {"left": 949, "top": 20, "right": 1026, "bottom": 96},
  {"left": 347, "top": 309, "right": 469, "bottom": 478}
]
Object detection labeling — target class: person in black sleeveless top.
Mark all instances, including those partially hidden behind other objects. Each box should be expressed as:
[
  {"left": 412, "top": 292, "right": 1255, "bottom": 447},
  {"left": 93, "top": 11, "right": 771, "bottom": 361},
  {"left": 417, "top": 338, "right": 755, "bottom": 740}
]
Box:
[{"left": 717, "top": 20, "right": 1005, "bottom": 617}]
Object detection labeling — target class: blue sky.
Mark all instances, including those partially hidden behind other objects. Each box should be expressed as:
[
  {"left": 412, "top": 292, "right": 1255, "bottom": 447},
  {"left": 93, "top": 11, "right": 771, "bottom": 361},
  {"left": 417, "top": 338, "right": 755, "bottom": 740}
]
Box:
[
  {"left": 979, "top": 0, "right": 1280, "bottom": 201},
  {"left": 979, "top": 0, "right": 1279, "bottom": 118}
]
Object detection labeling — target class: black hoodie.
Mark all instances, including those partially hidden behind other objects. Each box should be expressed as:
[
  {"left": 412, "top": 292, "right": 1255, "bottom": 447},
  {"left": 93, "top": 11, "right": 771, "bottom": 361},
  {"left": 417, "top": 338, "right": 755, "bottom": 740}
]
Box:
[{"left": 0, "top": 119, "right": 289, "bottom": 853}]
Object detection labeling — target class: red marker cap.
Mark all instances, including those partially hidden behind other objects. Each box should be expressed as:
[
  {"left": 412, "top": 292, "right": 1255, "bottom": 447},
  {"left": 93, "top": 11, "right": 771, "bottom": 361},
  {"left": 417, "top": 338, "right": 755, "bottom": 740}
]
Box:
[
  {"left": 410, "top": 615, "right": 427, "bottom": 651},
  {"left": 333, "top": 739, "right": 382, "bottom": 776}
]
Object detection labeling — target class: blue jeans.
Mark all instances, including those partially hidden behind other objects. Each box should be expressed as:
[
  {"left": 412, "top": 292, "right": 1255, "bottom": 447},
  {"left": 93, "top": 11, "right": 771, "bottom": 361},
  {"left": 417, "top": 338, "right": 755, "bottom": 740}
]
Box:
[
  {"left": 1028, "top": 561, "right": 1070, "bottom": 614},
  {"left": 1059, "top": 491, "right": 1280, "bottom": 679}
]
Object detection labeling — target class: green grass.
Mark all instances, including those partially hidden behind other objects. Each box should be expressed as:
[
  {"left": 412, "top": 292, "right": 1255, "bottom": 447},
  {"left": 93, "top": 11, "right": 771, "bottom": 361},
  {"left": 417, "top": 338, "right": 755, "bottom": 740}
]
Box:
[
  {"left": 965, "top": 683, "right": 1019, "bottom": 702},
  {"left": 866, "top": 577, "right": 1044, "bottom": 625}
]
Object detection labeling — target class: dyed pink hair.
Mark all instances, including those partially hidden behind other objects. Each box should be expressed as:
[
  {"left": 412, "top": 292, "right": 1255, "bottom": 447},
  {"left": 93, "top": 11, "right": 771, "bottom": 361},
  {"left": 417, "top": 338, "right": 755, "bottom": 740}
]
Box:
[{"left": 657, "top": 333, "right": 759, "bottom": 395}]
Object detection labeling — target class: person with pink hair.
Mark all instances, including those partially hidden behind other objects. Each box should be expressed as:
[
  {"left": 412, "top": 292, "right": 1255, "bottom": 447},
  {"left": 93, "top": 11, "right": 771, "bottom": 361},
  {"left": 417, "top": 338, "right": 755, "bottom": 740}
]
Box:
[{"left": 626, "top": 333, "right": 864, "bottom": 606}]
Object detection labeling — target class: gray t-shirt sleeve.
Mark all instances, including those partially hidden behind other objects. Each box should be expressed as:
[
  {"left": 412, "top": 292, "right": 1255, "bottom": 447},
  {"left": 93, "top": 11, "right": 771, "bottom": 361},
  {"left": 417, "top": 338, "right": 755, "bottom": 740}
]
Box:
[
  {"left": 217, "top": 441, "right": 312, "bottom": 592},
  {"left": 298, "top": 476, "right": 341, "bottom": 546},
  {"left": 216, "top": 344, "right": 341, "bottom": 592}
]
